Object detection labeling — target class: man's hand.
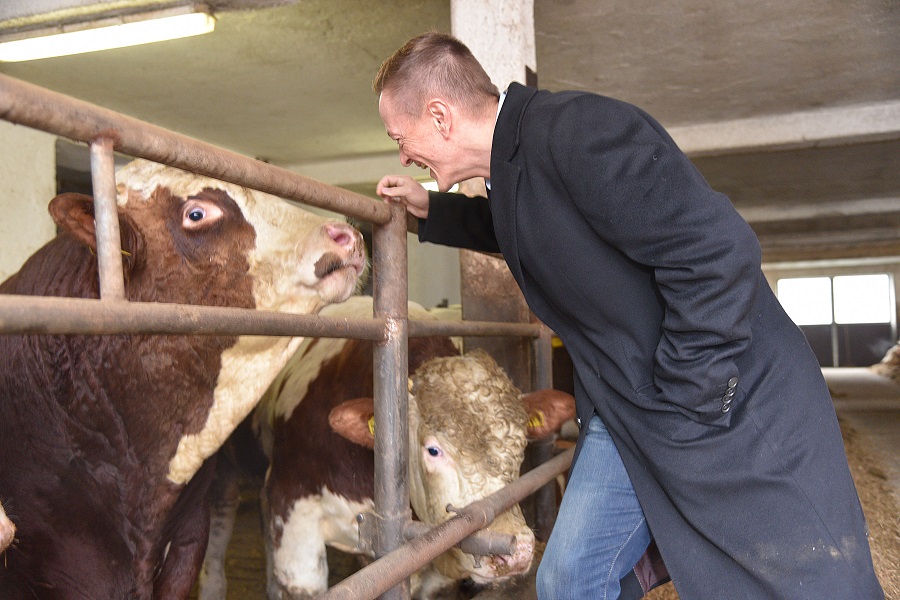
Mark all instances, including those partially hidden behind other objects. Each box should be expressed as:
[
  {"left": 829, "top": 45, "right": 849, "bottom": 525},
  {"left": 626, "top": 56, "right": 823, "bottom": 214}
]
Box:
[{"left": 376, "top": 175, "right": 430, "bottom": 219}]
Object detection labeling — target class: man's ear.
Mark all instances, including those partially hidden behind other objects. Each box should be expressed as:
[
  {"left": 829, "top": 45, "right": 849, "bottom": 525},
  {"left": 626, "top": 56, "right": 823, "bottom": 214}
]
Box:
[
  {"left": 426, "top": 99, "right": 451, "bottom": 138},
  {"left": 329, "top": 397, "right": 376, "bottom": 449},
  {"left": 522, "top": 389, "right": 577, "bottom": 440},
  {"left": 48, "top": 192, "right": 143, "bottom": 272}
]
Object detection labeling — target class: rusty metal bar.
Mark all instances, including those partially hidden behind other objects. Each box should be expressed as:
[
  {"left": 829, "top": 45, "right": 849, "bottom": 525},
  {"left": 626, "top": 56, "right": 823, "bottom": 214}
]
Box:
[
  {"left": 371, "top": 203, "right": 411, "bottom": 600},
  {"left": 0, "top": 74, "right": 389, "bottom": 224},
  {"left": 529, "top": 325, "right": 559, "bottom": 541},
  {"left": 356, "top": 516, "right": 517, "bottom": 557},
  {"left": 318, "top": 447, "right": 575, "bottom": 600},
  {"left": 89, "top": 137, "right": 126, "bottom": 301},
  {"left": 408, "top": 318, "right": 541, "bottom": 339},
  {"left": 0, "top": 295, "right": 387, "bottom": 339},
  {"left": 401, "top": 521, "right": 516, "bottom": 557}
]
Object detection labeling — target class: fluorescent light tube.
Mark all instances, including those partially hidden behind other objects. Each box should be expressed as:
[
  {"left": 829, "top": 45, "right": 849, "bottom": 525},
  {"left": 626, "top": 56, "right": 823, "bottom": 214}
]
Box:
[{"left": 0, "top": 10, "right": 215, "bottom": 62}]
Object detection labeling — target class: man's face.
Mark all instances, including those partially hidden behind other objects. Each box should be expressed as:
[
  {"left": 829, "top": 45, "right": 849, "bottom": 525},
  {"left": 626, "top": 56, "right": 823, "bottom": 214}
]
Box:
[{"left": 379, "top": 91, "right": 457, "bottom": 192}]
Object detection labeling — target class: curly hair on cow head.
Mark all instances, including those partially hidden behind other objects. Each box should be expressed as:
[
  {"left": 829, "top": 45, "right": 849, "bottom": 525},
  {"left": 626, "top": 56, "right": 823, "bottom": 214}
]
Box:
[{"left": 411, "top": 349, "right": 529, "bottom": 481}]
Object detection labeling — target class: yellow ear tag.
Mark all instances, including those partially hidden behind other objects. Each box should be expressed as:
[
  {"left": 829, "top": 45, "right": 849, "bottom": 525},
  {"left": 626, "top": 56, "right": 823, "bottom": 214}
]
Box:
[
  {"left": 367, "top": 415, "right": 376, "bottom": 437},
  {"left": 528, "top": 410, "right": 546, "bottom": 430}
]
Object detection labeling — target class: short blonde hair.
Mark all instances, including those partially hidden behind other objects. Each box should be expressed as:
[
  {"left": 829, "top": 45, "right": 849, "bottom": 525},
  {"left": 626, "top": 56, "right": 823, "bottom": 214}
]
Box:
[{"left": 374, "top": 31, "right": 499, "bottom": 118}]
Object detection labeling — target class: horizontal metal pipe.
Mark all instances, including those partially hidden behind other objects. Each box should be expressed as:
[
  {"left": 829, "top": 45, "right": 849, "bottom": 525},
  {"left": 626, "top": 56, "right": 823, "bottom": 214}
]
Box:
[
  {"left": 318, "top": 447, "right": 575, "bottom": 600},
  {"left": 0, "top": 74, "right": 390, "bottom": 225},
  {"left": 0, "top": 294, "right": 546, "bottom": 341},
  {"left": 401, "top": 521, "right": 516, "bottom": 557},
  {"left": 0, "top": 295, "right": 386, "bottom": 340},
  {"left": 408, "top": 319, "right": 541, "bottom": 339}
]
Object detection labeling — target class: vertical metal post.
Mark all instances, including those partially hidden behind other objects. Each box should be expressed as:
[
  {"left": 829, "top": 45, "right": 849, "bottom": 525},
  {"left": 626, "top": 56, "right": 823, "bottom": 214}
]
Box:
[
  {"left": 530, "top": 325, "right": 558, "bottom": 541},
  {"left": 372, "top": 203, "right": 411, "bottom": 600},
  {"left": 89, "top": 138, "right": 126, "bottom": 301}
]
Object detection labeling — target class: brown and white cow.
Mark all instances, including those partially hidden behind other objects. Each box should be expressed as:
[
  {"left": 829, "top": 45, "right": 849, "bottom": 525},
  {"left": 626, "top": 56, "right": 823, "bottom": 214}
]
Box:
[
  {"left": 0, "top": 160, "right": 365, "bottom": 600},
  {"left": 200, "top": 296, "right": 575, "bottom": 599}
]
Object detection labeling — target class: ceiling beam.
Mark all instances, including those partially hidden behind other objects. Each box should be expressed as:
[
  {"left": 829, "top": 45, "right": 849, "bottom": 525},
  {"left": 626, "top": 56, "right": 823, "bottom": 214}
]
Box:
[
  {"left": 737, "top": 197, "right": 900, "bottom": 224},
  {"left": 282, "top": 153, "right": 419, "bottom": 188},
  {"left": 670, "top": 100, "right": 900, "bottom": 157},
  {"left": 283, "top": 100, "right": 900, "bottom": 187}
]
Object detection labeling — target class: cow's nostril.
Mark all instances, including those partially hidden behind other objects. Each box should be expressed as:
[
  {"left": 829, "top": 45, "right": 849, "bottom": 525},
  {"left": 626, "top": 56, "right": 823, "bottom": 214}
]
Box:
[{"left": 326, "top": 223, "right": 355, "bottom": 249}]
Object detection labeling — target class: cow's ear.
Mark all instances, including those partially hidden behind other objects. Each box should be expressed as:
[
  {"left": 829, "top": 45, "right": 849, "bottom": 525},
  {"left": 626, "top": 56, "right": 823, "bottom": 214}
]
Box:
[
  {"left": 49, "top": 193, "right": 143, "bottom": 272},
  {"left": 522, "top": 389, "right": 577, "bottom": 440},
  {"left": 329, "top": 397, "right": 376, "bottom": 449},
  {"left": 49, "top": 193, "right": 97, "bottom": 250}
]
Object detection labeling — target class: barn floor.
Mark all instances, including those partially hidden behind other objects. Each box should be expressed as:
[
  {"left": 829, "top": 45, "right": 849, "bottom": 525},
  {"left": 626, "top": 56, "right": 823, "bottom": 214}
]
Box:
[{"left": 191, "top": 373, "right": 899, "bottom": 600}]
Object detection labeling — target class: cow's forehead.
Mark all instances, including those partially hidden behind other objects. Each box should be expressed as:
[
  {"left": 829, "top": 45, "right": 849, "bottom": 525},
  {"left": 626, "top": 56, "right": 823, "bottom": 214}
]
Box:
[
  {"left": 413, "top": 351, "right": 528, "bottom": 477},
  {"left": 114, "top": 160, "right": 322, "bottom": 232}
]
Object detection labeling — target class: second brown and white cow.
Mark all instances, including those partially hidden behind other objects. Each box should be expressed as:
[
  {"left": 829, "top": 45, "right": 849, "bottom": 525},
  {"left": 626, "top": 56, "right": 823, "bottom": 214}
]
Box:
[
  {"left": 0, "top": 160, "right": 365, "bottom": 600},
  {"left": 200, "top": 296, "right": 575, "bottom": 599}
]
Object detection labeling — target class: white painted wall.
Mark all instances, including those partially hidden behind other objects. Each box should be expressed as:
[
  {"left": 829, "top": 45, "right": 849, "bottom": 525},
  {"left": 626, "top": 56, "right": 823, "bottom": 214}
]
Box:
[{"left": 0, "top": 121, "right": 57, "bottom": 282}]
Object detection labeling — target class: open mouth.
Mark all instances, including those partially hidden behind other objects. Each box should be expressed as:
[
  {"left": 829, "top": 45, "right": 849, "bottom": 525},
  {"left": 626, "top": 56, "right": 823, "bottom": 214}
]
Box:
[{"left": 314, "top": 251, "right": 365, "bottom": 280}]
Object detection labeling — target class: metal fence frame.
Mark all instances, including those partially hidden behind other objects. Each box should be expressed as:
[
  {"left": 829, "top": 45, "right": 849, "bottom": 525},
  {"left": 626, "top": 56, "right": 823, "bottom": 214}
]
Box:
[{"left": 0, "top": 73, "right": 572, "bottom": 600}]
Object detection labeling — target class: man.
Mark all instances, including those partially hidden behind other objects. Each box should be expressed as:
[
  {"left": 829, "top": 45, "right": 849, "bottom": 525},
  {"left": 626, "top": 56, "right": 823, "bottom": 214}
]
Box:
[{"left": 375, "top": 32, "right": 883, "bottom": 599}]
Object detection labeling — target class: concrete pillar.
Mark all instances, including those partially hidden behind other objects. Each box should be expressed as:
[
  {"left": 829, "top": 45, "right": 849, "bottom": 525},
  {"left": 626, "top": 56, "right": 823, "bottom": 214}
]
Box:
[
  {"left": 451, "top": 1, "right": 558, "bottom": 543},
  {"left": 451, "top": 0, "right": 536, "bottom": 92},
  {"left": 450, "top": 0, "right": 537, "bottom": 392}
]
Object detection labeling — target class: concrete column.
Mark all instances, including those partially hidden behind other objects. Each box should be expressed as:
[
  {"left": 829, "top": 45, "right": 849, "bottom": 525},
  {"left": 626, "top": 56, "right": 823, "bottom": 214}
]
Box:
[
  {"left": 452, "top": 1, "right": 557, "bottom": 542},
  {"left": 451, "top": 0, "right": 537, "bottom": 392},
  {"left": 451, "top": 0, "right": 536, "bottom": 92}
]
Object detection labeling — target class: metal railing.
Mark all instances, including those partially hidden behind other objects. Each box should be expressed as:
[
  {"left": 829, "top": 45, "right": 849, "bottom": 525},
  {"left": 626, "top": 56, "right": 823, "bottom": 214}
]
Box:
[{"left": 0, "top": 73, "right": 572, "bottom": 600}]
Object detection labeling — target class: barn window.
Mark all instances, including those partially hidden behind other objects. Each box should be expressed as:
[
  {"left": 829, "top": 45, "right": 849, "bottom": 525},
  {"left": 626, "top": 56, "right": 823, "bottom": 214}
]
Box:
[{"left": 776, "top": 274, "right": 896, "bottom": 367}]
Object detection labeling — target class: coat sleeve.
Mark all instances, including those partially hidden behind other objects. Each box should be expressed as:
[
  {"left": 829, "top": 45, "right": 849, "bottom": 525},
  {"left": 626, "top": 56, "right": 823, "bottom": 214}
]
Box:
[
  {"left": 417, "top": 191, "right": 502, "bottom": 254},
  {"left": 545, "top": 96, "right": 760, "bottom": 425}
]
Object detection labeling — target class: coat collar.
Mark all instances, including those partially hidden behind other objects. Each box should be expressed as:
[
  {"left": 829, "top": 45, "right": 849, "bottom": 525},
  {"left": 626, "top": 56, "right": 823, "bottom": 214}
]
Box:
[
  {"left": 491, "top": 82, "right": 539, "bottom": 162},
  {"left": 487, "top": 82, "right": 539, "bottom": 301}
]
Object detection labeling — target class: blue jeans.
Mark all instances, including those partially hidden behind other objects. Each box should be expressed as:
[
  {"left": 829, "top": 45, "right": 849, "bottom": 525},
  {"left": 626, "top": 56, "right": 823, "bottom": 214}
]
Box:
[{"left": 537, "top": 414, "right": 651, "bottom": 600}]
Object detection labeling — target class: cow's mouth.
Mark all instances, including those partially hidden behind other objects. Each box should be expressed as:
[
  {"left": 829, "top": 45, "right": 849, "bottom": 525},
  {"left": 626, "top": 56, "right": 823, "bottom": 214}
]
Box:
[{"left": 314, "top": 251, "right": 364, "bottom": 280}]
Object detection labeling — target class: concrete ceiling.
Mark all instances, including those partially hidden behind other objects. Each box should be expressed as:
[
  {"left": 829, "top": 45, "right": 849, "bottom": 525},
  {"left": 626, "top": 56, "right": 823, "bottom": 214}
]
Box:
[{"left": 1, "top": 0, "right": 898, "bottom": 263}]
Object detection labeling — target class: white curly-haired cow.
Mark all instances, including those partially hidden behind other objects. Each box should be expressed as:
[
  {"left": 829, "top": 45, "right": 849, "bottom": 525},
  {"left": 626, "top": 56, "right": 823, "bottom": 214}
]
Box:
[
  {"left": 200, "top": 296, "right": 575, "bottom": 599},
  {"left": 0, "top": 160, "right": 366, "bottom": 600}
]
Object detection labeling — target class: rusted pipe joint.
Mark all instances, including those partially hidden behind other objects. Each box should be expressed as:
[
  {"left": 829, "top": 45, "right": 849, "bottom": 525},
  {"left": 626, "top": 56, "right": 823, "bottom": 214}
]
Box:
[{"left": 402, "top": 520, "right": 516, "bottom": 557}]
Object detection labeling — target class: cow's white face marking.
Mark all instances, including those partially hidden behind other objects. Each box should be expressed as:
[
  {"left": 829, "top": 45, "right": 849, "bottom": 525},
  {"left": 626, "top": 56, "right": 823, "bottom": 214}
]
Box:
[{"left": 111, "top": 160, "right": 365, "bottom": 485}]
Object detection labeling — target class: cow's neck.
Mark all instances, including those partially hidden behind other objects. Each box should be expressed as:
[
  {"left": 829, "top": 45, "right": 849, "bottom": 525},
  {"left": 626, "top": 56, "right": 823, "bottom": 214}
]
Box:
[{"left": 167, "top": 334, "right": 306, "bottom": 484}]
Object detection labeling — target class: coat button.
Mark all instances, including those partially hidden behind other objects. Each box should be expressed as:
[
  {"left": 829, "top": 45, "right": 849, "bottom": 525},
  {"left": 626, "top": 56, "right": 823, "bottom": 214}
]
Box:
[
  {"left": 722, "top": 403, "right": 732, "bottom": 413},
  {"left": 725, "top": 387, "right": 736, "bottom": 397},
  {"left": 727, "top": 376, "right": 738, "bottom": 389}
]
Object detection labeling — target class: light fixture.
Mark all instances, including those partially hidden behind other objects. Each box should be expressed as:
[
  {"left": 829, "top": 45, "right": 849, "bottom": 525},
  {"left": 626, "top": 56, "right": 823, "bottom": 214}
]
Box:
[{"left": 0, "top": 4, "right": 215, "bottom": 62}]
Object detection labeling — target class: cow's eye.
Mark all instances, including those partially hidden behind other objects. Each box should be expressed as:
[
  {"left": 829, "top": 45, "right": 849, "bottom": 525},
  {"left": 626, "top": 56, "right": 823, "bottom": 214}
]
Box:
[
  {"left": 426, "top": 446, "right": 442, "bottom": 458},
  {"left": 182, "top": 200, "right": 224, "bottom": 229}
]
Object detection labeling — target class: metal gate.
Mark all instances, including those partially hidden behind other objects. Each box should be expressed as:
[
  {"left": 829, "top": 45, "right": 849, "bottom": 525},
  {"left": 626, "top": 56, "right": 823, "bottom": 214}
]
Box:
[{"left": 0, "top": 73, "right": 574, "bottom": 600}]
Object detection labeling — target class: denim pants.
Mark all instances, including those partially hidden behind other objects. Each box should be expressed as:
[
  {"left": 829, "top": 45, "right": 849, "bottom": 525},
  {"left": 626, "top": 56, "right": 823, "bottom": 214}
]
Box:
[{"left": 536, "top": 414, "right": 651, "bottom": 600}]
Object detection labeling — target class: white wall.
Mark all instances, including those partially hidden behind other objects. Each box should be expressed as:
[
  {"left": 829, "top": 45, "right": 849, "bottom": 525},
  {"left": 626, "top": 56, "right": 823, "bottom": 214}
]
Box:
[{"left": 0, "top": 121, "right": 57, "bottom": 282}]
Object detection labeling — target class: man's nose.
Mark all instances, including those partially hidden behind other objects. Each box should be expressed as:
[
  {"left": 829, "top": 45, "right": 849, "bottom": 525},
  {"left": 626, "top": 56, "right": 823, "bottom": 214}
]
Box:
[{"left": 399, "top": 149, "right": 412, "bottom": 167}]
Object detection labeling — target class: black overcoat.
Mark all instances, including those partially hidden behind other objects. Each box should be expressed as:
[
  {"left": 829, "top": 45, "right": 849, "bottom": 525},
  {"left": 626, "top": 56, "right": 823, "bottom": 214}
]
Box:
[{"left": 421, "top": 83, "right": 882, "bottom": 599}]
